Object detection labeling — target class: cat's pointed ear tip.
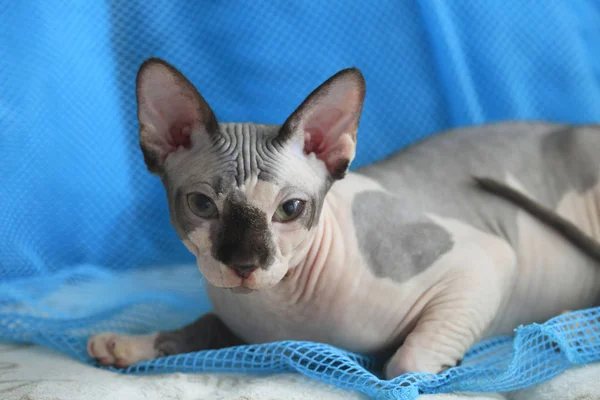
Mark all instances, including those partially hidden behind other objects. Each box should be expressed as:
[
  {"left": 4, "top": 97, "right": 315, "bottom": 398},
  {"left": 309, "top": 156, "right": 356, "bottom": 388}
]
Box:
[
  {"left": 138, "top": 57, "right": 172, "bottom": 72},
  {"left": 342, "top": 67, "right": 363, "bottom": 77},
  {"left": 324, "top": 67, "right": 366, "bottom": 104},
  {"left": 134, "top": 57, "right": 218, "bottom": 174},
  {"left": 137, "top": 58, "right": 176, "bottom": 86},
  {"left": 335, "top": 67, "right": 366, "bottom": 87}
]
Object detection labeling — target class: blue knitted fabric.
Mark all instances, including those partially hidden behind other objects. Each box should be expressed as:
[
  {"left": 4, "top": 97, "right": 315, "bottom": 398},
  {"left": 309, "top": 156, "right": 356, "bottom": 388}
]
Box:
[{"left": 1, "top": 1, "right": 600, "bottom": 399}]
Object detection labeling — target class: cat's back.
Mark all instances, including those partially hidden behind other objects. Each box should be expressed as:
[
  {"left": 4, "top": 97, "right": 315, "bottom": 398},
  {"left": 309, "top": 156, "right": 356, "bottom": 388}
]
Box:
[
  {"left": 356, "top": 121, "right": 600, "bottom": 242},
  {"left": 352, "top": 121, "right": 600, "bottom": 332}
]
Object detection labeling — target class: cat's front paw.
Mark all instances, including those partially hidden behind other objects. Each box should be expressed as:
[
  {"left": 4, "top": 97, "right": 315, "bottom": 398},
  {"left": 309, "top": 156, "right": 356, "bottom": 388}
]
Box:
[
  {"left": 384, "top": 342, "right": 463, "bottom": 379},
  {"left": 87, "top": 332, "right": 158, "bottom": 368}
]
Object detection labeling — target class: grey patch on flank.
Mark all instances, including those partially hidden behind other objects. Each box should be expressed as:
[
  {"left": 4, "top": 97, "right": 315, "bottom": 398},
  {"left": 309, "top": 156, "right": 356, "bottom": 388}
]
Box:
[{"left": 352, "top": 190, "right": 453, "bottom": 282}]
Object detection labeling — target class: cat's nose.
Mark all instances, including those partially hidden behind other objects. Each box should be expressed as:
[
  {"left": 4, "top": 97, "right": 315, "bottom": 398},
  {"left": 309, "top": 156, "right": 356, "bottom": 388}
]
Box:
[{"left": 231, "top": 264, "right": 257, "bottom": 279}]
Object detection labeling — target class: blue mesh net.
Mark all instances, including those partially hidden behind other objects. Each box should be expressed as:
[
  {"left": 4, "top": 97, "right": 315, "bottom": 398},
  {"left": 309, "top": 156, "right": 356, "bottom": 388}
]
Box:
[{"left": 1, "top": 1, "right": 600, "bottom": 399}]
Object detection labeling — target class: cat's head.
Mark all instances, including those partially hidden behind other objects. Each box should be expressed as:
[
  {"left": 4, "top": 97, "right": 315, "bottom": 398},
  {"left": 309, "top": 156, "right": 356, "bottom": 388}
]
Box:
[{"left": 135, "top": 58, "right": 366, "bottom": 291}]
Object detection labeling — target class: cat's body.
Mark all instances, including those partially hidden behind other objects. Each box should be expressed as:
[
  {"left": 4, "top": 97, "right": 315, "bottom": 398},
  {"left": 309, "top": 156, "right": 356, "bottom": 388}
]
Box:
[
  {"left": 88, "top": 60, "right": 600, "bottom": 378},
  {"left": 207, "top": 121, "right": 600, "bottom": 373}
]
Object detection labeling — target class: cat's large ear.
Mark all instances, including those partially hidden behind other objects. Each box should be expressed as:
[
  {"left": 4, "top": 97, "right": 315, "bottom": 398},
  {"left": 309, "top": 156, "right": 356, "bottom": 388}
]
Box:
[
  {"left": 278, "top": 68, "right": 366, "bottom": 179},
  {"left": 135, "top": 58, "right": 218, "bottom": 175}
]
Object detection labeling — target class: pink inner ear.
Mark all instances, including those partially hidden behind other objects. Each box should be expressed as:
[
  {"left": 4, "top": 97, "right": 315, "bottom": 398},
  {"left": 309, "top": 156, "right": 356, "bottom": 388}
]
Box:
[
  {"left": 303, "top": 108, "right": 344, "bottom": 157},
  {"left": 168, "top": 122, "right": 193, "bottom": 149},
  {"left": 146, "top": 95, "right": 196, "bottom": 161},
  {"left": 302, "top": 107, "right": 356, "bottom": 177},
  {"left": 154, "top": 123, "right": 192, "bottom": 163},
  {"left": 140, "top": 69, "right": 201, "bottom": 162}
]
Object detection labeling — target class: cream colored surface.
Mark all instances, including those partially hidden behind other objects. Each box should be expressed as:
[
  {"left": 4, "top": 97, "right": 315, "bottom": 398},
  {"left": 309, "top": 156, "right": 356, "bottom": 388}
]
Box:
[{"left": 2, "top": 341, "right": 599, "bottom": 400}]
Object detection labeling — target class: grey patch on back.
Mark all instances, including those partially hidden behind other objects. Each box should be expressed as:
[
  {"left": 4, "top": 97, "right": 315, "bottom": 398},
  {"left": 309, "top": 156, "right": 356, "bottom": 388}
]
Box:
[
  {"left": 541, "top": 126, "right": 599, "bottom": 195},
  {"left": 357, "top": 122, "right": 600, "bottom": 250},
  {"left": 352, "top": 190, "right": 453, "bottom": 282}
]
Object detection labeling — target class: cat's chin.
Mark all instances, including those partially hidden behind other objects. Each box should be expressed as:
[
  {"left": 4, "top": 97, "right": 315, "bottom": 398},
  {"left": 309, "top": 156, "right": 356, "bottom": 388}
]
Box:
[{"left": 229, "top": 286, "right": 255, "bottom": 295}]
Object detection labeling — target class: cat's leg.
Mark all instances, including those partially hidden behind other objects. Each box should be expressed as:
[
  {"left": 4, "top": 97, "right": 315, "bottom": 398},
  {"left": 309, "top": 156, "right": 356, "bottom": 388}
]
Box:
[{"left": 87, "top": 312, "right": 243, "bottom": 368}]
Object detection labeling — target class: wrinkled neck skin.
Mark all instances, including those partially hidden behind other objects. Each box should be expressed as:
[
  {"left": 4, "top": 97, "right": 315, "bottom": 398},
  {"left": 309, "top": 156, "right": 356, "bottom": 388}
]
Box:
[{"left": 207, "top": 176, "right": 433, "bottom": 355}]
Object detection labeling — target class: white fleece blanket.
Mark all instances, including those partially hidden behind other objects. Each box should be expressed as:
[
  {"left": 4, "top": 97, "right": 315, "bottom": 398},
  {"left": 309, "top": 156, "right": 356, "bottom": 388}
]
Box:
[{"left": 1, "top": 341, "right": 599, "bottom": 400}]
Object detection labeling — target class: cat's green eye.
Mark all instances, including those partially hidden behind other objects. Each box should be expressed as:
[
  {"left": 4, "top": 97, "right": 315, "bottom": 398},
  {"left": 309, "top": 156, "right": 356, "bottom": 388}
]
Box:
[
  {"left": 187, "top": 193, "right": 218, "bottom": 219},
  {"left": 273, "top": 199, "right": 305, "bottom": 222}
]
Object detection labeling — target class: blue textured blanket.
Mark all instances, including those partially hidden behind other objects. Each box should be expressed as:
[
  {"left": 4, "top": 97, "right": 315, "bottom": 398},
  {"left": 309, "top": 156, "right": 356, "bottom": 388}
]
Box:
[{"left": 2, "top": 2, "right": 600, "bottom": 398}]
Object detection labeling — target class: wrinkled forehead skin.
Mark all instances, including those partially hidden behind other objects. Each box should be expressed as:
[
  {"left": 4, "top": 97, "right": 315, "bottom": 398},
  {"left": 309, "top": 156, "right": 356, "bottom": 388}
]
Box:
[{"left": 161, "top": 122, "right": 331, "bottom": 248}]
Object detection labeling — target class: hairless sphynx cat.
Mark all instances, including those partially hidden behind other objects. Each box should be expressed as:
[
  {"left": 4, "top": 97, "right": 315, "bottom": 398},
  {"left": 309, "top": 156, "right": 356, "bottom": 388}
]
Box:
[{"left": 88, "top": 59, "right": 600, "bottom": 379}]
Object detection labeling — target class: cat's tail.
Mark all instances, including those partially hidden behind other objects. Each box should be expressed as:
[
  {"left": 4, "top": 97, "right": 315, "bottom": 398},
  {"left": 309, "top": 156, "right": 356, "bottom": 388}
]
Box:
[{"left": 473, "top": 176, "right": 600, "bottom": 262}]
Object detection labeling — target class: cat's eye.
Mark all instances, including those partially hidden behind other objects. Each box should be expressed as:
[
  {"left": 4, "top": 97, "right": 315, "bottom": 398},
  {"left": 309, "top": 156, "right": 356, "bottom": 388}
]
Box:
[
  {"left": 187, "top": 193, "right": 218, "bottom": 219},
  {"left": 273, "top": 199, "right": 305, "bottom": 222}
]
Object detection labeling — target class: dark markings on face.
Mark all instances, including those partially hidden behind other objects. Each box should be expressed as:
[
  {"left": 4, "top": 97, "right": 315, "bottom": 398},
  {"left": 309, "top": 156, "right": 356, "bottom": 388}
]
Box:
[
  {"left": 167, "top": 186, "right": 197, "bottom": 238},
  {"left": 214, "top": 175, "right": 236, "bottom": 196},
  {"left": 302, "top": 180, "right": 333, "bottom": 229},
  {"left": 162, "top": 122, "right": 335, "bottom": 264},
  {"left": 210, "top": 196, "right": 274, "bottom": 269},
  {"left": 352, "top": 190, "right": 453, "bottom": 283},
  {"left": 257, "top": 169, "right": 277, "bottom": 183}
]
